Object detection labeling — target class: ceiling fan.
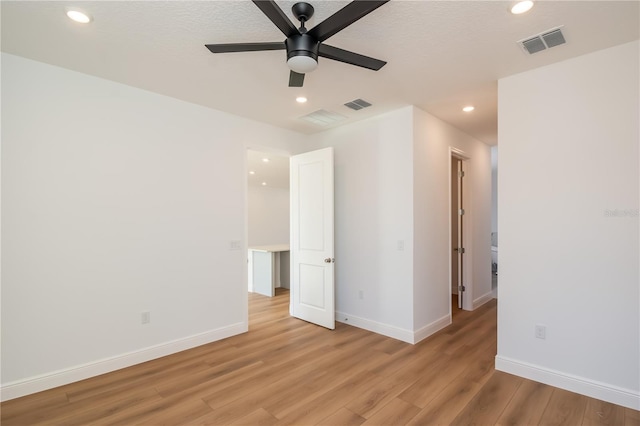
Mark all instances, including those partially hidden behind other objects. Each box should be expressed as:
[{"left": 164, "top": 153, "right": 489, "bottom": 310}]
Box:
[{"left": 205, "top": 0, "right": 389, "bottom": 87}]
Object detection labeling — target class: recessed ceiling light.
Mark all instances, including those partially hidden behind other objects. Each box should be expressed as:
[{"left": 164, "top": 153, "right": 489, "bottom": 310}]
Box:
[
  {"left": 296, "top": 96, "right": 308, "bottom": 103},
  {"left": 249, "top": 171, "right": 255, "bottom": 175},
  {"left": 261, "top": 182, "right": 267, "bottom": 186},
  {"left": 66, "top": 9, "right": 92, "bottom": 23},
  {"left": 510, "top": 0, "right": 534, "bottom": 15},
  {"left": 463, "top": 106, "right": 475, "bottom": 112},
  {"left": 262, "top": 158, "right": 270, "bottom": 163}
]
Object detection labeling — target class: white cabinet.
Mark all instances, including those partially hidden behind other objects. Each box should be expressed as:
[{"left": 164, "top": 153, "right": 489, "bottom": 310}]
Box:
[{"left": 248, "top": 244, "right": 290, "bottom": 297}]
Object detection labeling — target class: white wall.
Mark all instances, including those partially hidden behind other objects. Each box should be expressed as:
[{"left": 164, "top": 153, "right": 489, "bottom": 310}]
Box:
[
  {"left": 306, "top": 108, "right": 416, "bottom": 339},
  {"left": 496, "top": 41, "right": 639, "bottom": 410},
  {"left": 413, "top": 108, "right": 492, "bottom": 333},
  {"left": 0, "top": 53, "right": 302, "bottom": 400},
  {"left": 247, "top": 185, "right": 289, "bottom": 247}
]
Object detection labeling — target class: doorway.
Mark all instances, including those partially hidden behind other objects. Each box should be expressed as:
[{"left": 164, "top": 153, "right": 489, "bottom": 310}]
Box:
[
  {"left": 246, "top": 147, "right": 336, "bottom": 330},
  {"left": 246, "top": 149, "right": 291, "bottom": 319},
  {"left": 451, "top": 154, "right": 466, "bottom": 316}
]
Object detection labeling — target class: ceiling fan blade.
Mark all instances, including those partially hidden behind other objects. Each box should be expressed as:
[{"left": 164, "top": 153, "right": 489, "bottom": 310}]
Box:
[
  {"left": 318, "top": 44, "right": 386, "bottom": 71},
  {"left": 205, "top": 42, "right": 285, "bottom": 54},
  {"left": 252, "top": 0, "right": 300, "bottom": 38},
  {"left": 289, "top": 71, "right": 305, "bottom": 87},
  {"left": 307, "top": 0, "right": 389, "bottom": 43}
]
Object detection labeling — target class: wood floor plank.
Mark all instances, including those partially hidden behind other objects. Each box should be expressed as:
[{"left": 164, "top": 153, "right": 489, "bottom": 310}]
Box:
[
  {"left": 39, "top": 387, "right": 163, "bottom": 426},
  {"left": 0, "top": 389, "right": 69, "bottom": 425},
  {"left": 268, "top": 352, "right": 391, "bottom": 419},
  {"left": 274, "top": 370, "right": 381, "bottom": 425},
  {"left": 582, "top": 397, "right": 626, "bottom": 425},
  {"left": 450, "top": 371, "right": 523, "bottom": 425},
  {"left": 624, "top": 407, "right": 640, "bottom": 425},
  {"left": 136, "top": 398, "right": 214, "bottom": 426},
  {"left": 406, "top": 378, "right": 482, "bottom": 425},
  {"left": 346, "top": 351, "right": 447, "bottom": 419},
  {"left": 201, "top": 343, "right": 375, "bottom": 412},
  {"left": 65, "top": 350, "right": 225, "bottom": 403},
  {"left": 398, "top": 336, "right": 495, "bottom": 409},
  {"left": 154, "top": 356, "right": 264, "bottom": 397},
  {"left": 316, "top": 407, "right": 366, "bottom": 426},
  {"left": 539, "top": 388, "right": 589, "bottom": 426},
  {"left": 405, "top": 349, "right": 502, "bottom": 426},
  {"left": 360, "top": 397, "right": 421, "bottom": 425},
  {"left": 495, "top": 379, "right": 554, "bottom": 426},
  {"left": 228, "top": 408, "right": 279, "bottom": 426}
]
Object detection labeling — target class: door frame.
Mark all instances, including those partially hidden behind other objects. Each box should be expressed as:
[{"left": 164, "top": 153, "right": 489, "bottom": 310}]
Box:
[{"left": 449, "top": 147, "right": 473, "bottom": 314}]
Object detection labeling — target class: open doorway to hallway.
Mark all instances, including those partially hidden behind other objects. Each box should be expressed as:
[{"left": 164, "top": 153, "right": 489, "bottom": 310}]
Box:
[
  {"left": 246, "top": 149, "right": 291, "bottom": 326},
  {"left": 491, "top": 146, "right": 498, "bottom": 299},
  {"left": 451, "top": 154, "right": 466, "bottom": 319},
  {"left": 449, "top": 152, "right": 468, "bottom": 320}
]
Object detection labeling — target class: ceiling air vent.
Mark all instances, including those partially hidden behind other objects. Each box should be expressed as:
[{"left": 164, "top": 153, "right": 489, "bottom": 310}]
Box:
[
  {"left": 519, "top": 26, "right": 566, "bottom": 55},
  {"left": 300, "top": 109, "right": 347, "bottom": 126},
  {"left": 344, "top": 98, "right": 372, "bottom": 111}
]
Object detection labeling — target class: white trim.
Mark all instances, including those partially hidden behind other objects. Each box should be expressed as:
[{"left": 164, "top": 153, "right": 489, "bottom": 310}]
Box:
[
  {"left": 336, "top": 312, "right": 451, "bottom": 345},
  {"left": 0, "top": 322, "right": 247, "bottom": 402},
  {"left": 472, "top": 291, "right": 494, "bottom": 310},
  {"left": 495, "top": 355, "right": 640, "bottom": 410},
  {"left": 413, "top": 314, "right": 451, "bottom": 344},
  {"left": 450, "top": 147, "right": 470, "bottom": 160},
  {"left": 336, "top": 312, "right": 414, "bottom": 343}
]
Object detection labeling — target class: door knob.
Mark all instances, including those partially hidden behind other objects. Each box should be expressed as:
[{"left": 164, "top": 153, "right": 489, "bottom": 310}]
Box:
[{"left": 324, "top": 258, "right": 335, "bottom": 263}]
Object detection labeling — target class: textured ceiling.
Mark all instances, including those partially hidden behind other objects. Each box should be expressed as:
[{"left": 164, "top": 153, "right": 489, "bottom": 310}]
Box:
[{"left": 2, "top": 1, "right": 638, "bottom": 146}]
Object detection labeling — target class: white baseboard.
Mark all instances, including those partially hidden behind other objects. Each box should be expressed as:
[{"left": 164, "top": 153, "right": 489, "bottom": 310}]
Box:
[
  {"left": 473, "top": 291, "right": 494, "bottom": 309},
  {"left": 0, "top": 322, "right": 247, "bottom": 402},
  {"left": 495, "top": 355, "right": 640, "bottom": 410},
  {"left": 336, "top": 312, "right": 414, "bottom": 343},
  {"left": 335, "top": 312, "right": 451, "bottom": 344},
  {"left": 413, "top": 315, "right": 451, "bottom": 344}
]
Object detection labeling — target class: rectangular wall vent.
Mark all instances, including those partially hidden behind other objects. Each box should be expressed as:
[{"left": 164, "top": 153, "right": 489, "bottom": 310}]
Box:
[
  {"left": 344, "top": 98, "right": 372, "bottom": 111},
  {"left": 519, "top": 26, "right": 566, "bottom": 55},
  {"left": 300, "top": 109, "right": 347, "bottom": 126}
]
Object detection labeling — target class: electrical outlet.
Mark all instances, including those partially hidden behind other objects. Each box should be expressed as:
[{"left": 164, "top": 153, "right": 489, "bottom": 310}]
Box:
[
  {"left": 141, "top": 311, "right": 150, "bottom": 325},
  {"left": 358, "top": 290, "right": 364, "bottom": 300},
  {"left": 535, "top": 324, "right": 546, "bottom": 339},
  {"left": 229, "top": 240, "right": 241, "bottom": 251},
  {"left": 397, "top": 240, "right": 404, "bottom": 251}
]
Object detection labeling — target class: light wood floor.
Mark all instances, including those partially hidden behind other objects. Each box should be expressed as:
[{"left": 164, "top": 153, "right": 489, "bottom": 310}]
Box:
[{"left": 2, "top": 289, "right": 638, "bottom": 425}]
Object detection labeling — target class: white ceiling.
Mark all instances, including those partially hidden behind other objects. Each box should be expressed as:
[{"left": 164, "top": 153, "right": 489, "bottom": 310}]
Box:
[
  {"left": 2, "top": 1, "right": 638, "bottom": 146},
  {"left": 247, "top": 149, "right": 290, "bottom": 188}
]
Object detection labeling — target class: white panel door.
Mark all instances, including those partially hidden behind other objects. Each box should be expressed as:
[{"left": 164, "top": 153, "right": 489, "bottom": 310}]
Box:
[{"left": 290, "top": 147, "right": 334, "bottom": 329}]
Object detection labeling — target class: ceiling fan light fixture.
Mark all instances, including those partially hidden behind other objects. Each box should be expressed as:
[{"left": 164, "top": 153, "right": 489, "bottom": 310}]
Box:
[
  {"left": 285, "top": 33, "right": 319, "bottom": 74},
  {"left": 287, "top": 55, "right": 318, "bottom": 74}
]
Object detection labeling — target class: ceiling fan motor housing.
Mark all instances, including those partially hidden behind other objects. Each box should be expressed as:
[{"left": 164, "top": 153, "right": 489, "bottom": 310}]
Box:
[{"left": 286, "top": 34, "right": 319, "bottom": 61}]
